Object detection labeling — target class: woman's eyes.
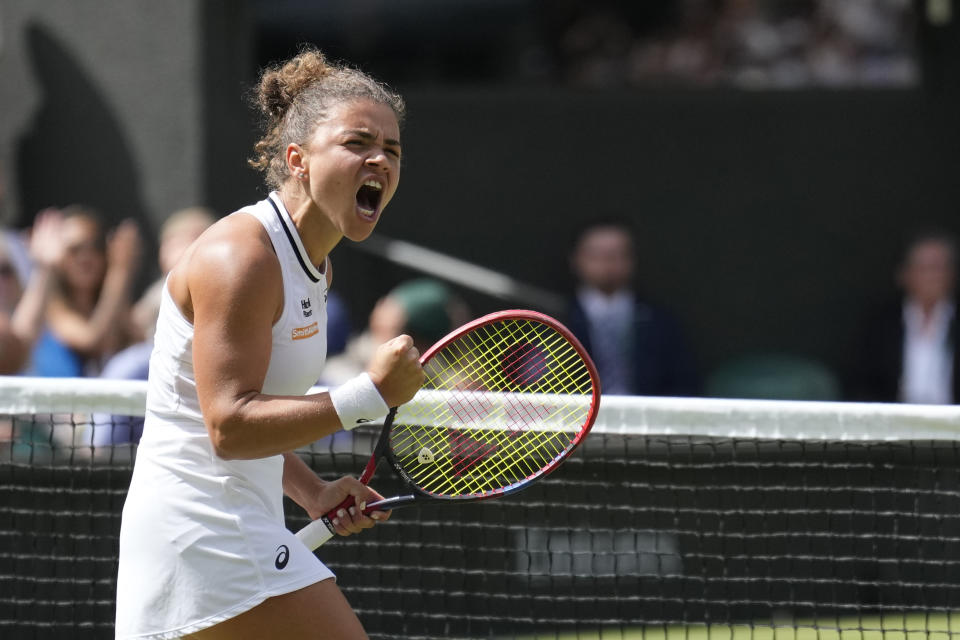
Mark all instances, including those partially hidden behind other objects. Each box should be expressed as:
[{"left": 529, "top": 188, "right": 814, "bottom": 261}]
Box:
[{"left": 345, "top": 140, "right": 401, "bottom": 159}]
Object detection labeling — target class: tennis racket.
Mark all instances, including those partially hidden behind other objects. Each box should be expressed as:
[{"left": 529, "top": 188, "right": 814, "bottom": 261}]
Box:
[{"left": 295, "top": 309, "right": 601, "bottom": 550}]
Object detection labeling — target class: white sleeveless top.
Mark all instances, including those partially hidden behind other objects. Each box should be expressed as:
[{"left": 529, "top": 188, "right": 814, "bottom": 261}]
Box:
[
  {"left": 116, "top": 193, "right": 335, "bottom": 639},
  {"left": 147, "top": 192, "right": 329, "bottom": 421}
]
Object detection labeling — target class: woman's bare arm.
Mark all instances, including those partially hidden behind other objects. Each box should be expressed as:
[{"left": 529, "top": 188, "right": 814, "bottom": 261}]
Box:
[{"left": 183, "top": 215, "right": 421, "bottom": 461}]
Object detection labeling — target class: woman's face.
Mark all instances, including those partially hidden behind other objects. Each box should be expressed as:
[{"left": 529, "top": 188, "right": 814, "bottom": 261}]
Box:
[
  {"left": 60, "top": 215, "right": 106, "bottom": 293},
  {"left": 299, "top": 99, "right": 401, "bottom": 242}
]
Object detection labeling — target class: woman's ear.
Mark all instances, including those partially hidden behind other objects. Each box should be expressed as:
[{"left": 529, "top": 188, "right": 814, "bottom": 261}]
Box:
[{"left": 286, "top": 143, "right": 307, "bottom": 180}]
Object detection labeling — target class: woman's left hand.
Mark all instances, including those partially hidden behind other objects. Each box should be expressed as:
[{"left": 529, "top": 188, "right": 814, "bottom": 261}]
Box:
[{"left": 308, "top": 476, "right": 392, "bottom": 537}]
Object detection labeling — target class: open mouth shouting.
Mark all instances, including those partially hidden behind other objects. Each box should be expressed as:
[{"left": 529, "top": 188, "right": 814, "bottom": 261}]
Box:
[{"left": 356, "top": 178, "right": 384, "bottom": 220}]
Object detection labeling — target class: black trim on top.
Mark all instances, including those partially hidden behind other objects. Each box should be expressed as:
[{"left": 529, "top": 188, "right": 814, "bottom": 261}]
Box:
[{"left": 267, "top": 195, "right": 321, "bottom": 283}]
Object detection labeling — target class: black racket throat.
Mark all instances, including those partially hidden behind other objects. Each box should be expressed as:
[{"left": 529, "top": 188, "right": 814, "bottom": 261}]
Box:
[
  {"left": 360, "top": 407, "right": 429, "bottom": 512},
  {"left": 360, "top": 404, "right": 530, "bottom": 514},
  {"left": 370, "top": 406, "right": 398, "bottom": 461}
]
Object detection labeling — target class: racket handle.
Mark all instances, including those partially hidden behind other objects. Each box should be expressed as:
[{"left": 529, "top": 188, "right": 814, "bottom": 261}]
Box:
[
  {"left": 295, "top": 518, "right": 336, "bottom": 550},
  {"left": 295, "top": 497, "right": 394, "bottom": 551},
  {"left": 295, "top": 494, "right": 357, "bottom": 550}
]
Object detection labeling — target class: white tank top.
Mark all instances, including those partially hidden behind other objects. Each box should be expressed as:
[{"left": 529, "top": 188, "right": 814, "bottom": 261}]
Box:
[{"left": 138, "top": 192, "right": 329, "bottom": 516}]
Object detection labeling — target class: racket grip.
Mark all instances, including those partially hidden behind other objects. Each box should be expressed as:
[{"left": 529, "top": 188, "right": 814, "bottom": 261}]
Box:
[
  {"left": 295, "top": 518, "right": 336, "bottom": 550},
  {"left": 295, "top": 495, "right": 358, "bottom": 551}
]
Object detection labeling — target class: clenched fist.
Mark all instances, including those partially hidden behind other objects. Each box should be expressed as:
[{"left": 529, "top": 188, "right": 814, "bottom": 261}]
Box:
[{"left": 366, "top": 334, "right": 425, "bottom": 408}]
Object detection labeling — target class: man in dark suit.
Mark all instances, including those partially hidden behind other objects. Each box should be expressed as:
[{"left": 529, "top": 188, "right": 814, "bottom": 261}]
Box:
[
  {"left": 566, "top": 220, "right": 699, "bottom": 397},
  {"left": 853, "top": 232, "right": 959, "bottom": 404}
]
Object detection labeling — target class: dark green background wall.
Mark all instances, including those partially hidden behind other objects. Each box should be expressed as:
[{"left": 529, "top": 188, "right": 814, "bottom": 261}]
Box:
[
  {"left": 2, "top": 0, "right": 958, "bottom": 390},
  {"left": 334, "top": 87, "right": 960, "bottom": 387}
]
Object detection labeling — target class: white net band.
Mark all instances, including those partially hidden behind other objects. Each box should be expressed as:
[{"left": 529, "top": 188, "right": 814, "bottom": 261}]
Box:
[{"left": 2, "top": 376, "right": 959, "bottom": 441}]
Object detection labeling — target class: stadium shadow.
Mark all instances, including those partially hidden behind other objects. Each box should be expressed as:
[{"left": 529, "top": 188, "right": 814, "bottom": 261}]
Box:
[{"left": 15, "top": 22, "right": 153, "bottom": 283}]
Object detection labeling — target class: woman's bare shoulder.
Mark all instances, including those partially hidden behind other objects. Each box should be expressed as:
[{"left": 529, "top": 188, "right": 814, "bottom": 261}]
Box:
[{"left": 167, "top": 213, "right": 280, "bottom": 323}]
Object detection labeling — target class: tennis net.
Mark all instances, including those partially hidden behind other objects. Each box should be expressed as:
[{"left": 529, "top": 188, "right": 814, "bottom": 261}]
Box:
[{"left": 1, "top": 376, "right": 959, "bottom": 639}]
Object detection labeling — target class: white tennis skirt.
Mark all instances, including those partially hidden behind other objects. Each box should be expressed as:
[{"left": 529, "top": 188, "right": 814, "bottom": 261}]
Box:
[{"left": 115, "top": 428, "right": 334, "bottom": 639}]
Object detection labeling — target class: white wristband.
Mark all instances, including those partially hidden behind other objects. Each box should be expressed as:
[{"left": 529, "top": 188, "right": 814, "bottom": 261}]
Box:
[{"left": 329, "top": 372, "right": 389, "bottom": 430}]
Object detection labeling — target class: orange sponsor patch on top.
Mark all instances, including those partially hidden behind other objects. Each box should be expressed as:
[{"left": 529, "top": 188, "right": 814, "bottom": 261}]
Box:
[{"left": 292, "top": 322, "right": 319, "bottom": 341}]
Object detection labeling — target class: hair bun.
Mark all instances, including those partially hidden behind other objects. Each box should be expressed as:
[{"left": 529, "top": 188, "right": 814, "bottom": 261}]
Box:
[{"left": 257, "top": 49, "right": 332, "bottom": 121}]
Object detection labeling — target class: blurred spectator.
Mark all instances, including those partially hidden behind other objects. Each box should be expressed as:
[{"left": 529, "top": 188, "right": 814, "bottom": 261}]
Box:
[
  {"left": 0, "top": 210, "right": 65, "bottom": 374},
  {"left": 544, "top": 0, "right": 918, "bottom": 89},
  {"left": 252, "top": 0, "right": 916, "bottom": 89},
  {"left": 321, "top": 278, "right": 469, "bottom": 386},
  {"left": 131, "top": 206, "right": 216, "bottom": 340},
  {"left": 851, "top": 231, "right": 959, "bottom": 404},
  {"left": 566, "top": 220, "right": 699, "bottom": 396},
  {"left": 559, "top": 4, "right": 636, "bottom": 87},
  {"left": 31, "top": 206, "right": 141, "bottom": 377}
]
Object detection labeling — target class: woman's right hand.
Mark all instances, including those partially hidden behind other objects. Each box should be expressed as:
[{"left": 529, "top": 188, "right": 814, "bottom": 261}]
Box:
[
  {"left": 107, "top": 219, "right": 142, "bottom": 274},
  {"left": 366, "top": 334, "right": 424, "bottom": 408},
  {"left": 28, "top": 208, "right": 66, "bottom": 269}
]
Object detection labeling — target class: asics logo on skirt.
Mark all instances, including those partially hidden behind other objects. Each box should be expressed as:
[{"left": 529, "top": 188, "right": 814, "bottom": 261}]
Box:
[{"left": 275, "top": 544, "right": 289, "bottom": 570}]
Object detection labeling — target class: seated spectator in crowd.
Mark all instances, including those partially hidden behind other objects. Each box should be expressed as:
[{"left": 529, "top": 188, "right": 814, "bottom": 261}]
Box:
[
  {"left": 566, "top": 219, "right": 699, "bottom": 396},
  {"left": 31, "top": 206, "right": 141, "bottom": 377},
  {"left": 0, "top": 210, "right": 65, "bottom": 374},
  {"left": 321, "top": 278, "right": 469, "bottom": 387},
  {"left": 130, "top": 206, "right": 216, "bottom": 341},
  {"left": 852, "top": 231, "right": 958, "bottom": 404}
]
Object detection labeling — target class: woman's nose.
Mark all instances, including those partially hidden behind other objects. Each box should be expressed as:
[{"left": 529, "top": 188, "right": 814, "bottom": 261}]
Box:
[{"left": 365, "top": 150, "right": 388, "bottom": 169}]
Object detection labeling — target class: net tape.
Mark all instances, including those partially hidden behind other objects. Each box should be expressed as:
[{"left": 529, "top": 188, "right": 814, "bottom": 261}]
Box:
[{"left": 2, "top": 376, "right": 959, "bottom": 441}]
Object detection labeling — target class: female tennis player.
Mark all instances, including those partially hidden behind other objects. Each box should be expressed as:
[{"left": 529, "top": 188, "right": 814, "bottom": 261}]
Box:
[{"left": 116, "top": 48, "right": 422, "bottom": 639}]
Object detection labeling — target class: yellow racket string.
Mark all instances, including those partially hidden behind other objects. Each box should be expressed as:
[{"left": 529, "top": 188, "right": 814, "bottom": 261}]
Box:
[
  {"left": 392, "top": 320, "right": 577, "bottom": 477},
  {"left": 389, "top": 317, "right": 595, "bottom": 497}
]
